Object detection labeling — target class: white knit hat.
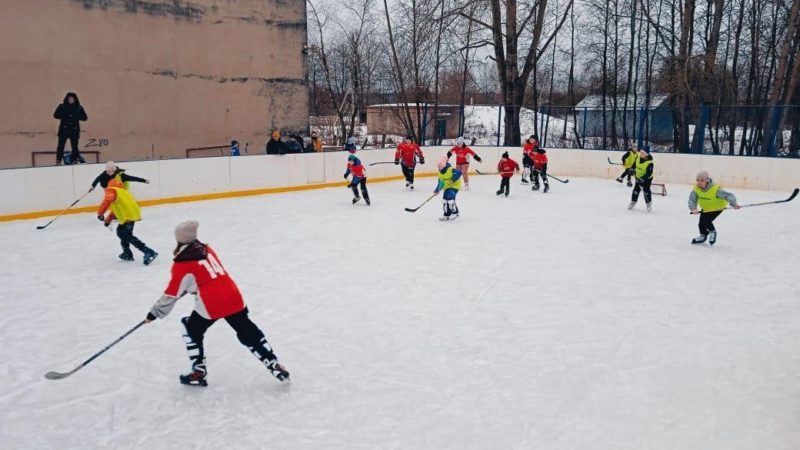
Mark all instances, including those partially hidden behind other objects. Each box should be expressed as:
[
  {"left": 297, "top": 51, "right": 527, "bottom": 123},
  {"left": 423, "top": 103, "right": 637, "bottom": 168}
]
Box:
[
  {"left": 105, "top": 161, "right": 117, "bottom": 171},
  {"left": 175, "top": 220, "right": 199, "bottom": 244},
  {"left": 696, "top": 170, "right": 710, "bottom": 181}
]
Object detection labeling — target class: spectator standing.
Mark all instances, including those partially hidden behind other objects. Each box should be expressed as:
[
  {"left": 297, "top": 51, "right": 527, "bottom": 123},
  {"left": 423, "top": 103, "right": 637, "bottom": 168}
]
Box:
[{"left": 53, "top": 92, "right": 88, "bottom": 165}]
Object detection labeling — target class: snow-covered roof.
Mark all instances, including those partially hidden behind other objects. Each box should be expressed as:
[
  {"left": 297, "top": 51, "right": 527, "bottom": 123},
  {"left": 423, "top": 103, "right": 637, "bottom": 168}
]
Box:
[
  {"left": 367, "top": 103, "right": 461, "bottom": 108},
  {"left": 575, "top": 94, "right": 669, "bottom": 110}
]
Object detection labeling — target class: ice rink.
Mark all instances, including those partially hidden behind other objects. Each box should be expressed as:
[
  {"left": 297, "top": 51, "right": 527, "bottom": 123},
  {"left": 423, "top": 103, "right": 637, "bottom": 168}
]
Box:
[{"left": 1, "top": 174, "right": 798, "bottom": 449}]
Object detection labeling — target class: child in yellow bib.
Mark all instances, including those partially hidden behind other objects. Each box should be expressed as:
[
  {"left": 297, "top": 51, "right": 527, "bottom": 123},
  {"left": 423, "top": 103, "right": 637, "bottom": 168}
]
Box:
[
  {"left": 688, "top": 170, "right": 740, "bottom": 245},
  {"left": 97, "top": 179, "right": 158, "bottom": 264}
]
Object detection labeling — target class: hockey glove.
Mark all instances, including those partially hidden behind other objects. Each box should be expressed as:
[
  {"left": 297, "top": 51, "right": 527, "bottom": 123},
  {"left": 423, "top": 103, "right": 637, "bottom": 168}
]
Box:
[
  {"left": 419, "top": 158, "right": 425, "bottom": 164},
  {"left": 394, "top": 160, "right": 400, "bottom": 165},
  {"left": 474, "top": 155, "right": 482, "bottom": 163},
  {"left": 145, "top": 312, "right": 157, "bottom": 322},
  {"left": 97, "top": 215, "right": 104, "bottom": 222},
  {"left": 446, "top": 151, "right": 452, "bottom": 159}
]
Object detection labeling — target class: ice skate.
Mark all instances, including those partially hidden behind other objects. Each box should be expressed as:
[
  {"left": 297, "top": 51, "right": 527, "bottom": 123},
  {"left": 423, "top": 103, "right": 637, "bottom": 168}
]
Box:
[
  {"left": 496, "top": 189, "right": 504, "bottom": 196},
  {"left": 179, "top": 368, "right": 208, "bottom": 387},
  {"left": 118, "top": 249, "right": 134, "bottom": 261},
  {"left": 615, "top": 177, "right": 623, "bottom": 183},
  {"left": 627, "top": 201, "right": 636, "bottom": 210},
  {"left": 143, "top": 249, "right": 158, "bottom": 266},
  {"left": 267, "top": 361, "right": 290, "bottom": 382},
  {"left": 543, "top": 184, "right": 549, "bottom": 193},
  {"left": 352, "top": 196, "right": 361, "bottom": 205},
  {"left": 627, "top": 180, "right": 633, "bottom": 187},
  {"left": 646, "top": 202, "right": 652, "bottom": 213},
  {"left": 532, "top": 184, "right": 540, "bottom": 191},
  {"left": 691, "top": 234, "right": 708, "bottom": 244},
  {"left": 708, "top": 231, "right": 717, "bottom": 246}
]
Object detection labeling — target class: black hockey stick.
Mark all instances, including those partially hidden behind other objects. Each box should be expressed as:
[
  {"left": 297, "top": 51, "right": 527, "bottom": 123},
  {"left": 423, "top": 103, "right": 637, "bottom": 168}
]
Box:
[
  {"left": 45, "top": 320, "right": 146, "bottom": 380},
  {"left": 369, "top": 161, "right": 397, "bottom": 166},
  {"left": 36, "top": 189, "right": 93, "bottom": 230},
  {"left": 405, "top": 192, "right": 438, "bottom": 212},
  {"left": 607, "top": 157, "right": 624, "bottom": 166},
  {"left": 534, "top": 170, "right": 569, "bottom": 183},
  {"left": 693, "top": 188, "right": 799, "bottom": 214}
]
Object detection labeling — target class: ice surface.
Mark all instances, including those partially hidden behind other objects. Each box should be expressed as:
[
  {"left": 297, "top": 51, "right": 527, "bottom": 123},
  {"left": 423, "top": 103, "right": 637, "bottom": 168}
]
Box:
[{"left": 0, "top": 174, "right": 798, "bottom": 449}]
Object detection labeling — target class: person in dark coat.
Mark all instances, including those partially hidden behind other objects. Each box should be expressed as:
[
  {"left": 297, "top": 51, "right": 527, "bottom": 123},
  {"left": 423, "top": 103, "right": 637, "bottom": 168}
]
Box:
[
  {"left": 266, "top": 131, "right": 287, "bottom": 155},
  {"left": 90, "top": 161, "right": 150, "bottom": 191},
  {"left": 53, "top": 92, "right": 88, "bottom": 165}
]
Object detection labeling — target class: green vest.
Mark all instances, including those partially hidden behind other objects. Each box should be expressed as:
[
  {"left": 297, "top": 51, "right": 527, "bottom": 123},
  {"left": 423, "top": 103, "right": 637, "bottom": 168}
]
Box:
[
  {"left": 438, "top": 166, "right": 462, "bottom": 191},
  {"left": 623, "top": 150, "right": 637, "bottom": 168},
  {"left": 109, "top": 187, "right": 142, "bottom": 224},
  {"left": 693, "top": 183, "right": 728, "bottom": 211},
  {"left": 113, "top": 173, "right": 131, "bottom": 190},
  {"left": 635, "top": 156, "right": 653, "bottom": 179}
]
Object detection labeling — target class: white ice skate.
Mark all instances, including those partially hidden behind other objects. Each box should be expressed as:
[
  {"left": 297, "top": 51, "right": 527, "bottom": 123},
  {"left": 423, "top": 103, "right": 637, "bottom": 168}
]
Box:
[
  {"left": 691, "top": 234, "right": 707, "bottom": 244},
  {"left": 646, "top": 202, "right": 652, "bottom": 212},
  {"left": 627, "top": 202, "right": 636, "bottom": 210}
]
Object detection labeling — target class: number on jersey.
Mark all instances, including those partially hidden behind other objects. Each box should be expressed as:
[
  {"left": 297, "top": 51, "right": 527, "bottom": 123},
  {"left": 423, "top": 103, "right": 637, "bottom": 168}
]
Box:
[{"left": 198, "top": 254, "right": 226, "bottom": 278}]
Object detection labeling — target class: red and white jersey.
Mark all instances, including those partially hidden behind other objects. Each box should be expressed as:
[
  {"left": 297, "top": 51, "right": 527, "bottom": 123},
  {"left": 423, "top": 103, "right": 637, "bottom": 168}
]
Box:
[
  {"left": 449, "top": 145, "right": 476, "bottom": 165},
  {"left": 164, "top": 245, "right": 245, "bottom": 320}
]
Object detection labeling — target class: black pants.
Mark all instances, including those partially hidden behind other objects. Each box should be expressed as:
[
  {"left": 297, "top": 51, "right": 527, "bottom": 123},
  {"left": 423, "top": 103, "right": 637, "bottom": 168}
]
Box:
[
  {"left": 498, "top": 177, "right": 511, "bottom": 195},
  {"left": 619, "top": 168, "right": 634, "bottom": 180},
  {"left": 56, "top": 135, "right": 81, "bottom": 164},
  {"left": 182, "top": 308, "right": 277, "bottom": 370},
  {"left": 116, "top": 222, "right": 149, "bottom": 254},
  {"left": 532, "top": 164, "right": 549, "bottom": 187},
  {"left": 632, "top": 178, "right": 652, "bottom": 203},
  {"left": 349, "top": 177, "right": 370, "bottom": 200},
  {"left": 698, "top": 211, "right": 722, "bottom": 235},
  {"left": 401, "top": 164, "right": 415, "bottom": 184}
]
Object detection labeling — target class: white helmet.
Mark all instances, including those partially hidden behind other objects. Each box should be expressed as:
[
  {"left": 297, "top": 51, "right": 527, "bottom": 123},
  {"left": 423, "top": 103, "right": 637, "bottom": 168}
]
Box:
[{"left": 456, "top": 136, "right": 465, "bottom": 145}]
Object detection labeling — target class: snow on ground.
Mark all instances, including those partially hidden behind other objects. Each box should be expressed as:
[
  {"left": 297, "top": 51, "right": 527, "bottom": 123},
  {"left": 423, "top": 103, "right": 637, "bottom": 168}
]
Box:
[{"left": 0, "top": 174, "right": 798, "bottom": 449}]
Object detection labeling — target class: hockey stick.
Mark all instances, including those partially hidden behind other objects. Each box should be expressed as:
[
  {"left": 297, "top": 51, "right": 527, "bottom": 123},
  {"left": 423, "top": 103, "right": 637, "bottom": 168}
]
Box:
[
  {"left": 36, "top": 189, "right": 93, "bottom": 230},
  {"left": 692, "top": 188, "right": 799, "bottom": 214},
  {"left": 476, "top": 169, "right": 497, "bottom": 175},
  {"left": 368, "top": 161, "right": 397, "bottom": 166},
  {"left": 607, "top": 157, "right": 624, "bottom": 166},
  {"left": 45, "top": 320, "right": 146, "bottom": 380},
  {"left": 405, "top": 192, "right": 438, "bottom": 212},
  {"left": 534, "top": 170, "right": 569, "bottom": 183}
]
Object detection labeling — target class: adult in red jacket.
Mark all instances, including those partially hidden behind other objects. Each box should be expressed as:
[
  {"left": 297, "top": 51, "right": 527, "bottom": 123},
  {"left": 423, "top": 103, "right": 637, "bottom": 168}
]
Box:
[
  {"left": 496, "top": 151, "right": 520, "bottom": 197},
  {"left": 145, "top": 220, "right": 290, "bottom": 386},
  {"left": 447, "top": 136, "right": 482, "bottom": 190},
  {"left": 394, "top": 136, "right": 425, "bottom": 189},
  {"left": 521, "top": 135, "right": 538, "bottom": 183},
  {"left": 531, "top": 147, "right": 549, "bottom": 193}
]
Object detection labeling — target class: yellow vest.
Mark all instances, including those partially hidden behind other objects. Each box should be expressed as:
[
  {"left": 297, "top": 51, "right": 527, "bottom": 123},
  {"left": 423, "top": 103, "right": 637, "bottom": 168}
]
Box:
[
  {"left": 113, "top": 173, "right": 131, "bottom": 190},
  {"left": 438, "top": 166, "right": 463, "bottom": 191},
  {"left": 635, "top": 156, "right": 653, "bottom": 179},
  {"left": 109, "top": 187, "right": 141, "bottom": 224},
  {"left": 623, "top": 150, "right": 637, "bottom": 168},
  {"left": 694, "top": 184, "right": 728, "bottom": 211}
]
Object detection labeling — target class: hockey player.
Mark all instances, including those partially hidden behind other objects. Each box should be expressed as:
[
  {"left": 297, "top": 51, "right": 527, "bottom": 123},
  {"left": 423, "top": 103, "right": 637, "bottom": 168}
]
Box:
[
  {"left": 688, "top": 170, "right": 740, "bottom": 245},
  {"left": 616, "top": 147, "right": 637, "bottom": 186},
  {"left": 344, "top": 136, "right": 357, "bottom": 152},
  {"left": 447, "top": 137, "right": 482, "bottom": 190},
  {"left": 97, "top": 178, "right": 158, "bottom": 264},
  {"left": 90, "top": 161, "right": 150, "bottom": 191},
  {"left": 628, "top": 148, "right": 654, "bottom": 212},
  {"left": 394, "top": 136, "right": 425, "bottom": 189},
  {"left": 344, "top": 143, "right": 370, "bottom": 205},
  {"left": 531, "top": 146, "right": 549, "bottom": 193},
  {"left": 144, "top": 220, "right": 289, "bottom": 386},
  {"left": 496, "top": 151, "right": 520, "bottom": 197},
  {"left": 521, "top": 135, "right": 538, "bottom": 184},
  {"left": 435, "top": 156, "right": 463, "bottom": 221}
]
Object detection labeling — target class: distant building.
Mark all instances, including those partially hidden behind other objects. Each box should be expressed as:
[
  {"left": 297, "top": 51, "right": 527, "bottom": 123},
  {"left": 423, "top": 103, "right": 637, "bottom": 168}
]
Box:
[
  {"left": 575, "top": 95, "right": 673, "bottom": 143},
  {"left": 366, "top": 104, "right": 463, "bottom": 142}
]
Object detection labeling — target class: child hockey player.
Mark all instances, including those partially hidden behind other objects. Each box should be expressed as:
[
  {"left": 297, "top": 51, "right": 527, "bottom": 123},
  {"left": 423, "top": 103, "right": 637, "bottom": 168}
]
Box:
[
  {"left": 144, "top": 220, "right": 289, "bottom": 386},
  {"left": 628, "top": 148, "right": 654, "bottom": 212},
  {"left": 496, "top": 151, "right": 520, "bottom": 197},
  {"left": 97, "top": 178, "right": 158, "bottom": 264},
  {"left": 90, "top": 161, "right": 150, "bottom": 191},
  {"left": 394, "top": 136, "right": 425, "bottom": 189},
  {"left": 447, "top": 137, "right": 482, "bottom": 190},
  {"left": 531, "top": 146, "right": 549, "bottom": 193},
  {"left": 344, "top": 142, "right": 370, "bottom": 205},
  {"left": 688, "top": 170, "right": 740, "bottom": 245},
  {"left": 435, "top": 156, "right": 463, "bottom": 221},
  {"left": 616, "top": 147, "right": 637, "bottom": 186},
  {"left": 521, "top": 135, "right": 538, "bottom": 184}
]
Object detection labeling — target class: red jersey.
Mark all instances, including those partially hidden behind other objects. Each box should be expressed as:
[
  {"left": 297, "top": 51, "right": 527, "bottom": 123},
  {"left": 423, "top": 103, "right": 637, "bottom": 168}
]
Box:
[
  {"left": 532, "top": 149, "right": 548, "bottom": 169},
  {"left": 449, "top": 145, "right": 477, "bottom": 164},
  {"left": 164, "top": 245, "right": 245, "bottom": 320},
  {"left": 522, "top": 143, "right": 535, "bottom": 159},
  {"left": 497, "top": 159, "right": 520, "bottom": 178},
  {"left": 394, "top": 142, "right": 424, "bottom": 166}
]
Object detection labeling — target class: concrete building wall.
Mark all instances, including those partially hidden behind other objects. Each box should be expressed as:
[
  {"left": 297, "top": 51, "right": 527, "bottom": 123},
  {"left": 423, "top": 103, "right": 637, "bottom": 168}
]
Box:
[{"left": 0, "top": 0, "right": 308, "bottom": 168}]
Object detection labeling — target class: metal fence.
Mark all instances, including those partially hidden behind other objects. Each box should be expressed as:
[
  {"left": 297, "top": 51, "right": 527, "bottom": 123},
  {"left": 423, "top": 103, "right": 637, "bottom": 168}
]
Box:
[{"left": 438, "top": 104, "right": 800, "bottom": 157}]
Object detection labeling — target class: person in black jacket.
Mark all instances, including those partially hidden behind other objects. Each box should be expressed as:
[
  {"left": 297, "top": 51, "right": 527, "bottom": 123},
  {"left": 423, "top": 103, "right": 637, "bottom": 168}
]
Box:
[
  {"left": 90, "top": 161, "right": 150, "bottom": 191},
  {"left": 53, "top": 92, "right": 88, "bottom": 165},
  {"left": 266, "top": 131, "right": 287, "bottom": 155}
]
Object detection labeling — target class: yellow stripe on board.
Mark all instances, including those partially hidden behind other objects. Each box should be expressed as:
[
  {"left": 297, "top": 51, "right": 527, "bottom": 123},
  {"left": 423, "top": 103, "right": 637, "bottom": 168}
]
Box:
[{"left": 0, "top": 172, "right": 451, "bottom": 223}]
